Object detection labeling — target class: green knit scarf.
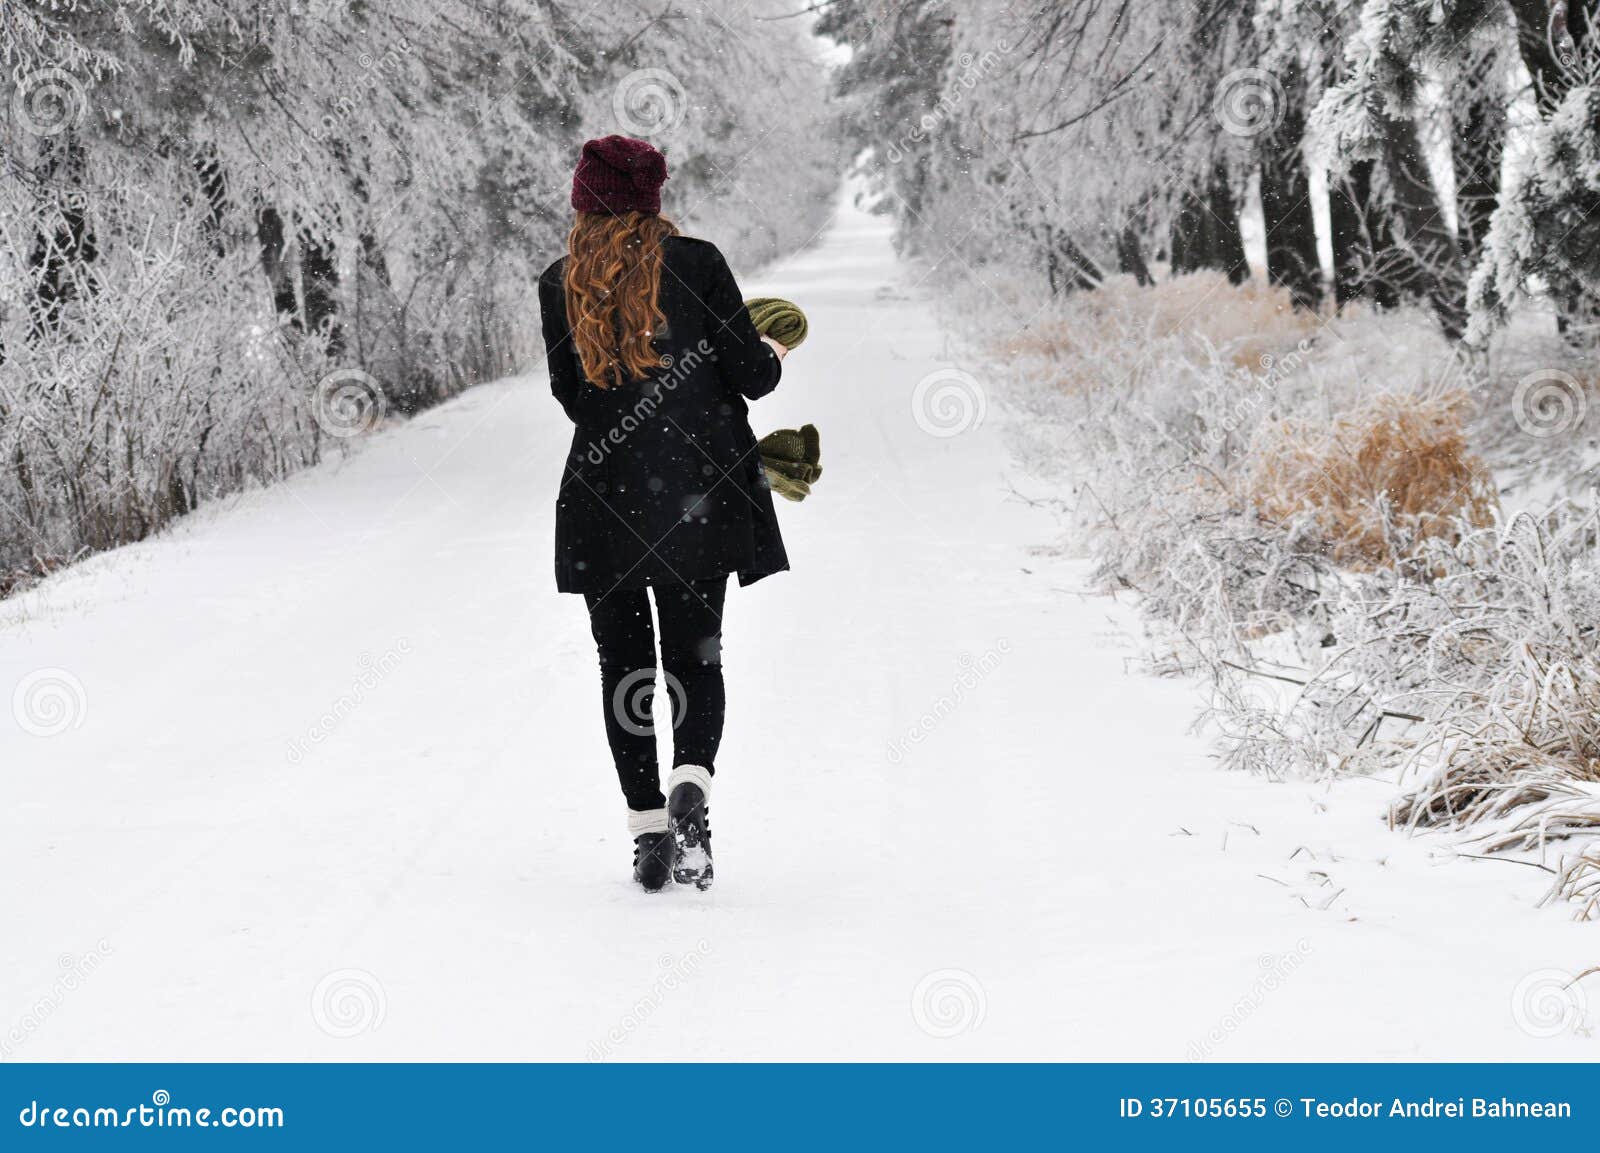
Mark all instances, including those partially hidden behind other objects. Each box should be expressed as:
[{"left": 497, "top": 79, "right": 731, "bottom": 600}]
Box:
[
  {"left": 745, "top": 297, "right": 809, "bottom": 349},
  {"left": 746, "top": 296, "right": 821, "bottom": 503},
  {"left": 757, "top": 424, "right": 822, "bottom": 503}
]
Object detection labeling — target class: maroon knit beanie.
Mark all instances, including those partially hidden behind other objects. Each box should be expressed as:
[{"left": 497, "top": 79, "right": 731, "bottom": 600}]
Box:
[{"left": 570, "top": 135, "right": 669, "bottom": 215}]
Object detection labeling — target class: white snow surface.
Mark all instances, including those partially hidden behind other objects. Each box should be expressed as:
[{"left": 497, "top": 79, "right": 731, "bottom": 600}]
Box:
[{"left": 2, "top": 190, "right": 1594, "bottom": 1060}]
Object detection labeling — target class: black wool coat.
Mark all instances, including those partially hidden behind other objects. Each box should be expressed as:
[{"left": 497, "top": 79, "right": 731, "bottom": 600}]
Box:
[{"left": 538, "top": 236, "right": 789, "bottom": 595}]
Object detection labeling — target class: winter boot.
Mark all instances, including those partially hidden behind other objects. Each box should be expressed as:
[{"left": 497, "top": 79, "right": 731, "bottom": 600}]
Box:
[
  {"left": 667, "top": 765, "right": 714, "bottom": 891},
  {"left": 628, "top": 808, "right": 675, "bottom": 893}
]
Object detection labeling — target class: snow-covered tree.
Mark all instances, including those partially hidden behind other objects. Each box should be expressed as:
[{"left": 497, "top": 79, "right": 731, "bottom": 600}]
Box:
[
  {"left": 0, "top": 0, "right": 835, "bottom": 585},
  {"left": 1469, "top": 5, "right": 1600, "bottom": 341},
  {"left": 1312, "top": 0, "right": 1600, "bottom": 342}
]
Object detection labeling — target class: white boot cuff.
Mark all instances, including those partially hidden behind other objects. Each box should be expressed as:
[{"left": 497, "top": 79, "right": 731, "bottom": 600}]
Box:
[
  {"left": 627, "top": 807, "right": 668, "bottom": 837},
  {"left": 666, "top": 764, "right": 713, "bottom": 800}
]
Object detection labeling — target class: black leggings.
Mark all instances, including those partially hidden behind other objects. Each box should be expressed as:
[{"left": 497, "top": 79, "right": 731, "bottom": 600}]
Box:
[{"left": 583, "top": 577, "right": 727, "bottom": 812}]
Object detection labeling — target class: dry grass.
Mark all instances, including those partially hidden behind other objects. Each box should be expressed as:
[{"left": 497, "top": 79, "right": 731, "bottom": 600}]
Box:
[
  {"left": 1389, "top": 688, "right": 1600, "bottom": 920},
  {"left": 1246, "top": 391, "right": 1499, "bottom": 568},
  {"left": 1372, "top": 511, "right": 1600, "bottom": 918},
  {"left": 985, "top": 272, "right": 1319, "bottom": 388},
  {"left": 960, "top": 254, "right": 1600, "bottom": 915},
  {"left": 1548, "top": 847, "right": 1600, "bottom": 920},
  {"left": 1141, "top": 272, "right": 1320, "bottom": 369}
]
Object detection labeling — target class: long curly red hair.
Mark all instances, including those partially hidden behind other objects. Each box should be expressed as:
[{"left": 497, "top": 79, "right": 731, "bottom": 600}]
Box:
[{"left": 563, "top": 211, "right": 679, "bottom": 389}]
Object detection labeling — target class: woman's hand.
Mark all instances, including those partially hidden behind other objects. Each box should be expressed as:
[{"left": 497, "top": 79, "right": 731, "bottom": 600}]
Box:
[{"left": 761, "top": 334, "right": 789, "bottom": 361}]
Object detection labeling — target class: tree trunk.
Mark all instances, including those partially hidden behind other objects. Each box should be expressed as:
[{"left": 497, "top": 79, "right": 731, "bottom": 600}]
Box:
[
  {"left": 193, "top": 148, "right": 229, "bottom": 258},
  {"left": 1257, "top": 59, "right": 1323, "bottom": 311},
  {"left": 300, "top": 234, "right": 341, "bottom": 353},
  {"left": 257, "top": 208, "right": 298, "bottom": 318},
  {"left": 1044, "top": 221, "right": 1105, "bottom": 296},
  {"left": 28, "top": 137, "right": 97, "bottom": 340},
  {"left": 1328, "top": 159, "right": 1407, "bottom": 310},
  {"left": 1507, "top": 0, "right": 1593, "bottom": 114},
  {"left": 1507, "top": 0, "right": 1596, "bottom": 338},
  {"left": 1320, "top": 17, "right": 1426, "bottom": 315},
  {"left": 1453, "top": 38, "right": 1507, "bottom": 266},
  {"left": 256, "top": 209, "right": 342, "bottom": 351},
  {"left": 1116, "top": 222, "right": 1153, "bottom": 286},
  {"left": 1380, "top": 114, "right": 1467, "bottom": 338},
  {"left": 360, "top": 231, "right": 391, "bottom": 290},
  {"left": 1328, "top": 162, "right": 1371, "bottom": 309},
  {"left": 1171, "top": 159, "right": 1249, "bottom": 283}
]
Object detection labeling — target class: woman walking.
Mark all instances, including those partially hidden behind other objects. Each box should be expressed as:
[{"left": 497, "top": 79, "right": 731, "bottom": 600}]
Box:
[{"left": 538, "top": 135, "right": 793, "bottom": 893}]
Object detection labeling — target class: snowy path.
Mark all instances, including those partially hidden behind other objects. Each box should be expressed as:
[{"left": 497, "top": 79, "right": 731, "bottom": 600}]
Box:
[{"left": 2, "top": 192, "right": 1593, "bottom": 1060}]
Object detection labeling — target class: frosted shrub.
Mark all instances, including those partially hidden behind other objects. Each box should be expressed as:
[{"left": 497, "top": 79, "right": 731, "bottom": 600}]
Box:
[
  {"left": 0, "top": 1, "right": 837, "bottom": 593},
  {"left": 971, "top": 275, "right": 1339, "bottom": 653},
  {"left": 947, "top": 261, "right": 1600, "bottom": 910},
  {"left": 0, "top": 184, "right": 332, "bottom": 587},
  {"left": 1179, "top": 498, "right": 1600, "bottom": 910},
  {"left": 1245, "top": 391, "right": 1499, "bottom": 569},
  {"left": 1376, "top": 510, "right": 1600, "bottom": 916}
]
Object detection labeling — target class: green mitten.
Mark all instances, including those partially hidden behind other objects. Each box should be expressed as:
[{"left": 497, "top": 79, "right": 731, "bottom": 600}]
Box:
[
  {"left": 758, "top": 423, "right": 823, "bottom": 503},
  {"left": 745, "top": 297, "right": 809, "bottom": 349}
]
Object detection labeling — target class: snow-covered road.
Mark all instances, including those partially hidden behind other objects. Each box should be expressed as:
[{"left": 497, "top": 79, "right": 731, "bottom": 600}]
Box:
[{"left": 2, "top": 191, "right": 1593, "bottom": 1059}]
